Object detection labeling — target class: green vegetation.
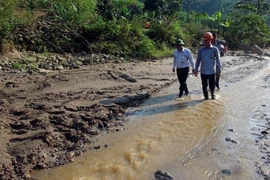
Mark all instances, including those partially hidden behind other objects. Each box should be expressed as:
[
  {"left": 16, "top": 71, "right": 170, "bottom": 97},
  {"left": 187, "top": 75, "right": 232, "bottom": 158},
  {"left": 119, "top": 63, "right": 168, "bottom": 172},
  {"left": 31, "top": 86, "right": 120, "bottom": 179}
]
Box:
[
  {"left": 11, "top": 62, "right": 23, "bottom": 69},
  {"left": 1, "top": 0, "right": 270, "bottom": 59}
]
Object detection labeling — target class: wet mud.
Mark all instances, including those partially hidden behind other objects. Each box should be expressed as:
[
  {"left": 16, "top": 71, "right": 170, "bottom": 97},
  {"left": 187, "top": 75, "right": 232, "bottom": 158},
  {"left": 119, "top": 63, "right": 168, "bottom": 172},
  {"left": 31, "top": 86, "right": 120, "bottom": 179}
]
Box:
[{"left": 0, "top": 50, "right": 269, "bottom": 180}]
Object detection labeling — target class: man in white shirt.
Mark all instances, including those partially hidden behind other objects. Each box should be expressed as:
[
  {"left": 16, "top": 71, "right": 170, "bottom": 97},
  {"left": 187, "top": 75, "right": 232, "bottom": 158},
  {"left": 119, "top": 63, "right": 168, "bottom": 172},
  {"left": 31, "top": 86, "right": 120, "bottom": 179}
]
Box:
[{"left": 172, "top": 39, "right": 195, "bottom": 98}]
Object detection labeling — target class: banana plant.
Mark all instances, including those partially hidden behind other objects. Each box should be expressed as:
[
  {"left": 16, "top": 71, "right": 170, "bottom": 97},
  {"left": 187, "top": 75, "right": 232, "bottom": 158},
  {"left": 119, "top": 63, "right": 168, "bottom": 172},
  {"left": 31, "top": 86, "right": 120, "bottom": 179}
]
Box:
[{"left": 208, "top": 11, "right": 225, "bottom": 32}]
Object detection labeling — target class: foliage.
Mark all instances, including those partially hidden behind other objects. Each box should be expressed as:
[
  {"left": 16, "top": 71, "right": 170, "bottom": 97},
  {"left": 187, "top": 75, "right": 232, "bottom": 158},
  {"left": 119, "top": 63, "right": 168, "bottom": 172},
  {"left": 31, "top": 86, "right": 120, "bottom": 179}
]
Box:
[
  {"left": 207, "top": 11, "right": 228, "bottom": 33},
  {"left": 84, "top": 16, "right": 154, "bottom": 58},
  {"left": 97, "top": 0, "right": 144, "bottom": 20},
  {"left": 144, "top": 0, "right": 182, "bottom": 17},
  {"left": 226, "top": 13, "right": 270, "bottom": 47},
  {"left": 52, "top": 0, "right": 97, "bottom": 26},
  {"left": 0, "top": 0, "right": 16, "bottom": 39},
  {"left": 1, "top": 0, "right": 270, "bottom": 59},
  {"left": 234, "top": 0, "right": 270, "bottom": 15},
  {"left": 11, "top": 62, "right": 23, "bottom": 69},
  {"left": 17, "top": 0, "right": 52, "bottom": 10},
  {"left": 145, "top": 18, "right": 186, "bottom": 49},
  {"left": 182, "top": 0, "right": 208, "bottom": 22},
  {"left": 184, "top": 0, "right": 238, "bottom": 15}
]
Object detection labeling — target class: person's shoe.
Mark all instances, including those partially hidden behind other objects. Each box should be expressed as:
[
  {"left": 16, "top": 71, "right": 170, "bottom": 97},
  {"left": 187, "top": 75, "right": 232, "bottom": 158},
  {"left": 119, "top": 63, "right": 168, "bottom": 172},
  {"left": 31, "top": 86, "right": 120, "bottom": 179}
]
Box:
[
  {"left": 216, "top": 86, "right": 220, "bottom": 89},
  {"left": 184, "top": 91, "right": 189, "bottom": 95},
  {"left": 178, "top": 92, "right": 182, "bottom": 98},
  {"left": 211, "top": 94, "right": 216, "bottom": 100},
  {"left": 203, "top": 91, "right": 208, "bottom": 100}
]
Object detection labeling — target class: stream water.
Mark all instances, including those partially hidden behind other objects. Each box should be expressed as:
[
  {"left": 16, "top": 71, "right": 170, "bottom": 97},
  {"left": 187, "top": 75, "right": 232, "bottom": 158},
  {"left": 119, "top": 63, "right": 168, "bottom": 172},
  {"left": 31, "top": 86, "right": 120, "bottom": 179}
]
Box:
[{"left": 32, "top": 60, "right": 270, "bottom": 180}]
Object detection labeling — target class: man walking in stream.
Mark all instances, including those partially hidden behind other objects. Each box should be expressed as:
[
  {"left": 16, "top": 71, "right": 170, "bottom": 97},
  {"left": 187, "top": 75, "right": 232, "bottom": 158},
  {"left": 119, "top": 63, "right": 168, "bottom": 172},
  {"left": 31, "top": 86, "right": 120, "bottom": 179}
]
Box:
[
  {"left": 211, "top": 32, "right": 228, "bottom": 89},
  {"left": 172, "top": 39, "right": 195, "bottom": 98},
  {"left": 194, "top": 32, "right": 222, "bottom": 100}
]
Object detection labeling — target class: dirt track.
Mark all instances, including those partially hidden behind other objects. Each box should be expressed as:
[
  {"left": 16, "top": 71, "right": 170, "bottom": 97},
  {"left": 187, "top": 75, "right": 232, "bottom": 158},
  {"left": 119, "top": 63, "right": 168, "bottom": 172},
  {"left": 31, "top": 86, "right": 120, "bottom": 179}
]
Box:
[{"left": 0, "top": 50, "right": 269, "bottom": 179}]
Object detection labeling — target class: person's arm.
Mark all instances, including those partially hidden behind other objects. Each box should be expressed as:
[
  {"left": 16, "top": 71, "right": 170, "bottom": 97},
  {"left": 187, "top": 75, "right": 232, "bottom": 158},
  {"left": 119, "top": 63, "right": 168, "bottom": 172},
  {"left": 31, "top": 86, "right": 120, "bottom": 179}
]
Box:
[
  {"left": 215, "top": 48, "right": 222, "bottom": 74},
  {"left": 194, "top": 49, "right": 201, "bottom": 76},
  {"left": 187, "top": 49, "right": 195, "bottom": 69},
  {"left": 172, "top": 51, "right": 176, "bottom": 72},
  {"left": 187, "top": 49, "right": 195, "bottom": 74},
  {"left": 218, "top": 39, "right": 228, "bottom": 53}
]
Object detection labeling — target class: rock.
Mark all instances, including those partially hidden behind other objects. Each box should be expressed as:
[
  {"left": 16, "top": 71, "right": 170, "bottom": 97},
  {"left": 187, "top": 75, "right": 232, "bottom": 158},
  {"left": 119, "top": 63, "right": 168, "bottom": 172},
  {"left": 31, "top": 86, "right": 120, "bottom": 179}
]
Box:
[
  {"left": 66, "top": 152, "right": 75, "bottom": 160},
  {"left": 75, "top": 60, "right": 83, "bottom": 66},
  {"left": 115, "top": 71, "right": 137, "bottom": 82},
  {"left": 238, "top": 43, "right": 252, "bottom": 51},
  {"left": 56, "top": 65, "right": 64, "bottom": 70},
  {"left": 221, "top": 169, "right": 231, "bottom": 175},
  {"left": 39, "top": 68, "right": 52, "bottom": 74},
  {"left": 154, "top": 170, "right": 174, "bottom": 180},
  {"left": 251, "top": 45, "right": 264, "bottom": 56}
]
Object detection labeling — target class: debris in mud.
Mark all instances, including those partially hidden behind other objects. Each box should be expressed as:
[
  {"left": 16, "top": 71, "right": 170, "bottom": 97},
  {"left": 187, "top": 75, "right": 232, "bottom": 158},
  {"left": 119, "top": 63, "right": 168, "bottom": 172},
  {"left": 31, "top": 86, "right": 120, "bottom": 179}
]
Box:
[
  {"left": 221, "top": 169, "right": 231, "bottom": 175},
  {"left": 154, "top": 170, "right": 174, "bottom": 180}
]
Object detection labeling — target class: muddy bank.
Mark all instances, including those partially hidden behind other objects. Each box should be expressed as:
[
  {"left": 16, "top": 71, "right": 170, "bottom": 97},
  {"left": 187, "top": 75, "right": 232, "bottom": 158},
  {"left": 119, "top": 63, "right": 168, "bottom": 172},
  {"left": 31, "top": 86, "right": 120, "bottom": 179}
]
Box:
[{"left": 0, "top": 52, "right": 175, "bottom": 180}]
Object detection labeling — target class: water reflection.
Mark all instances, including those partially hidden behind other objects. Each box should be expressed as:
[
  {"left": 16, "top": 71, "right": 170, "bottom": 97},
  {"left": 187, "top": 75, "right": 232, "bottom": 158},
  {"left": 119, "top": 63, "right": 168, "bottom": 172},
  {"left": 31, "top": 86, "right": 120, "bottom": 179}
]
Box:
[{"left": 127, "top": 99, "right": 204, "bottom": 117}]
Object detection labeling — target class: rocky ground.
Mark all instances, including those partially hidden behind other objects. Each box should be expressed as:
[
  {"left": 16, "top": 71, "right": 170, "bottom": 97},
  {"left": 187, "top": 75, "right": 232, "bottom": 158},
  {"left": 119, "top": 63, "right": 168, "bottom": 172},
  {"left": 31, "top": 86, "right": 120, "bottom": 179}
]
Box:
[{"left": 0, "top": 49, "right": 269, "bottom": 180}]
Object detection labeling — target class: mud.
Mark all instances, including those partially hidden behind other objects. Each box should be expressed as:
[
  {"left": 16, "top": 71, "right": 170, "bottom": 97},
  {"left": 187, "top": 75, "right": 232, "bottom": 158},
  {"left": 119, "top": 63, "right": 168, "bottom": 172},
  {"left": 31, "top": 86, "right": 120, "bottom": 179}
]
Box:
[{"left": 0, "top": 50, "right": 269, "bottom": 179}]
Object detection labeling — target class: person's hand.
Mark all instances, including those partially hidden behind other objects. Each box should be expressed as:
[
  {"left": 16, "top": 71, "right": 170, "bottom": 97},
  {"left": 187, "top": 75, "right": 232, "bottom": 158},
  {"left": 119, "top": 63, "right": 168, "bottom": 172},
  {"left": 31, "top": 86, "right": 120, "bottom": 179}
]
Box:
[
  {"left": 172, "top": 68, "right": 175, "bottom": 73},
  {"left": 193, "top": 69, "right": 198, "bottom": 77}
]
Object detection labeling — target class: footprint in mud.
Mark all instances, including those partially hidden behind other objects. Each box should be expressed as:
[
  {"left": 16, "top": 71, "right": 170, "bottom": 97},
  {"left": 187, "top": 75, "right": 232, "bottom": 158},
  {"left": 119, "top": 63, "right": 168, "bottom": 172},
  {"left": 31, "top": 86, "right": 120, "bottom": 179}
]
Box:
[
  {"left": 5, "top": 81, "right": 20, "bottom": 88},
  {"left": 250, "top": 104, "right": 270, "bottom": 180}
]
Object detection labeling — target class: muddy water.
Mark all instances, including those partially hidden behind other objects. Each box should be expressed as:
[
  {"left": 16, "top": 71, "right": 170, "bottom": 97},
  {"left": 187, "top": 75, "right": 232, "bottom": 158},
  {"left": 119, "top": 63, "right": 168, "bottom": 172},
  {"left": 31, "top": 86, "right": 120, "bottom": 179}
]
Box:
[{"left": 33, "top": 62, "right": 270, "bottom": 180}]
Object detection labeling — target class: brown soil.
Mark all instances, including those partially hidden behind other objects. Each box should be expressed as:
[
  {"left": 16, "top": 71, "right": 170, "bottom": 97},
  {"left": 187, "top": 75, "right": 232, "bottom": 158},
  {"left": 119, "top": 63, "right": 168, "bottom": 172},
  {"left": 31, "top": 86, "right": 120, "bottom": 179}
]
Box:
[{"left": 0, "top": 52, "right": 175, "bottom": 179}]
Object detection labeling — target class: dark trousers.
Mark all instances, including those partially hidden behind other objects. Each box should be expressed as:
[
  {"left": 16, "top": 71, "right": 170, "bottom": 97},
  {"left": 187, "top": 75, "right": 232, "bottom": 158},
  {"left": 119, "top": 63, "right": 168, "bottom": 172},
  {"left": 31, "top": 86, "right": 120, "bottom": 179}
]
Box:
[
  {"left": 177, "top": 67, "right": 189, "bottom": 97},
  {"left": 215, "top": 73, "right": 220, "bottom": 88},
  {"left": 201, "top": 73, "right": 215, "bottom": 99}
]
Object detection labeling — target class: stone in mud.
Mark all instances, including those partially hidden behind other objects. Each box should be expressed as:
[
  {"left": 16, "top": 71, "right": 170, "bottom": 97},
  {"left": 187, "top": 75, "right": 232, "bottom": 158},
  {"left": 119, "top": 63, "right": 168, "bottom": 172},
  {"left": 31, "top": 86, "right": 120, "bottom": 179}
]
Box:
[
  {"left": 237, "top": 43, "right": 252, "bottom": 51},
  {"left": 251, "top": 45, "right": 264, "bottom": 56},
  {"left": 154, "top": 170, "right": 174, "bottom": 180},
  {"left": 221, "top": 169, "right": 231, "bottom": 175}
]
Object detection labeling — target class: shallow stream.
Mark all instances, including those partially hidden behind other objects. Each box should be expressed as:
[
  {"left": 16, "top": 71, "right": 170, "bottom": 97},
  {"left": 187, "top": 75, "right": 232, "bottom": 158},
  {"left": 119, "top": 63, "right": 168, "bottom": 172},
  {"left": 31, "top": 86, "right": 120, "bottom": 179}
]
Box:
[{"left": 32, "top": 60, "right": 270, "bottom": 180}]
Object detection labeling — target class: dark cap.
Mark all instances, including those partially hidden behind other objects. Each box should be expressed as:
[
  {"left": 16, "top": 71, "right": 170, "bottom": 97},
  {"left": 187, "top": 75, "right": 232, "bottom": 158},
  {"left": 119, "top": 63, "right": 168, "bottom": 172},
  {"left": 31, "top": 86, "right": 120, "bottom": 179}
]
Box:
[{"left": 175, "top": 39, "right": 185, "bottom": 45}]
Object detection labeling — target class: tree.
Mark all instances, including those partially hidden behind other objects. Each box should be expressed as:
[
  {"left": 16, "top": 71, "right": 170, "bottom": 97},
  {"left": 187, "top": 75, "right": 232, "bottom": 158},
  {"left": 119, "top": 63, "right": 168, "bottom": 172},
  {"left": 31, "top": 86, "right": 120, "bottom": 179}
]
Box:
[
  {"left": 234, "top": 0, "right": 270, "bottom": 15},
  {"left": 0, "top": 0, "right": 16, "bottom": 54},
  {"left": 182, "top": 0, "right": 208, "bottom": 22},
  {"left": 208, "top": 11, "right": 226, "bottom": 33},
  {"left": 97, "top": 0, "right": 144, "bottom": 20},
  {"left": 144, "top": 0, "right": 182, "bottom": 17},
  {"left": 227, "top": 13, "right": 270, "bottom": 47}
]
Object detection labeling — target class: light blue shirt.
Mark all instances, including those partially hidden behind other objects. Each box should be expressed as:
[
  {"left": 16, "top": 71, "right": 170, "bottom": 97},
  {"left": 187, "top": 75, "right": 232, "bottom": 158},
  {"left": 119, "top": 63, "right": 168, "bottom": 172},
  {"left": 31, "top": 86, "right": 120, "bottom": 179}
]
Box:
[
  {"left": 173, "top": 48, "right": 195, "bottom": 69},
  {"left": 195, "top": 45, "right": 222, "bottom": 74}
]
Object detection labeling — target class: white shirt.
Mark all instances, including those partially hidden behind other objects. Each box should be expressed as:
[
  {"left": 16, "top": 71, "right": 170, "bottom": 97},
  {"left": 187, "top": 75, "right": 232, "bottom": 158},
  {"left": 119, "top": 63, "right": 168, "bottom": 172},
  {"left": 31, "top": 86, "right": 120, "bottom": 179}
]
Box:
[{"left": 173, "top": 47, "right": 195, "bottom": 69}]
